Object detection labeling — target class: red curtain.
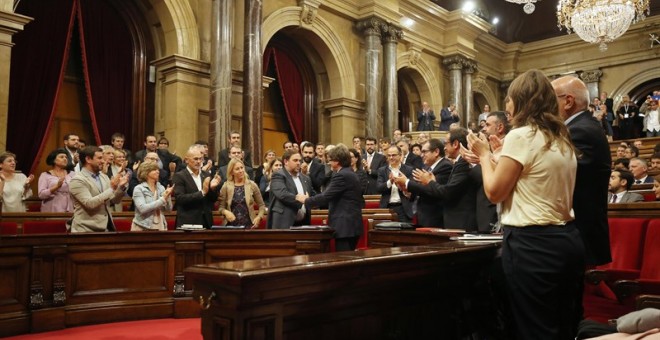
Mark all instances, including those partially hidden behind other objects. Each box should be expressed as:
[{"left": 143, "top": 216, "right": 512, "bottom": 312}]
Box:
[
  {"left": 264, "top": 47, "right": 305, "bottom": 143},
  {"left": 8, "top": 0, "right": 76, "bottom": 174},
  {"left": 77, "top": 0, "right": 134, "bottom": 145}
]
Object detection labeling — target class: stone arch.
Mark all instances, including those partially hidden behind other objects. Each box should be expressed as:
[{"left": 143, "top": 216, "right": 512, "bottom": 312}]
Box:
[
  {"left": 263, "top": 6, "right": 356, "bottom": 99},
  {"left": 396, "top": 52, "right": 442, "bottom": 112},
  {"left": 472, "top": 76, "right": 498, "bottom": 111},
  {"left": 611, "top": 68, "right": 660, "bottom": 108},
  {"left": 147, "top": 0, "right": 200, "bottom": 59}
]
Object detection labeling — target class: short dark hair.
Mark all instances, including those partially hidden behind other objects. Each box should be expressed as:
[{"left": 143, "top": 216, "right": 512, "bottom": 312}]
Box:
[
  {"left": 283, "top": 141, "right": 292, "bottom": 148},
  {"left": 144, "top": 134, "right": 157, "bottom": 142},
  {"left": 111, "top": 132, "right": 125, "bottom": 142},
  {"left": 614, "top": 158, "right": 630, "bottom": 168},
  {"left": 411, "top": 143, "right": 422, "bottom": 151},
  {"left": 326, "top": 144, "right": 351, "bottom": 167},
  {"left": 449, "top": 128, "right": 469, "bottom": 148},
  {"left": 614, "top": 169, "right": 635, "bottom": 190},
  {"left": 652, "top": 152, "right": 660, "bottom": 160},
  {"left": 626, "top": 146, "right": 639, "bottom": 157},
  {"left": 158, "top": 137, "right": 169, "bottom": 145},
  {"left": 282, "top": 149, "right": 299, "bottom": 161},
  {"left": 301, "top": 142, "right": 315, "bottom": 150},
  {"left": 365, "top": 137, "right": 377, "bottom": 144},
  {"left": 63, "top": 133, "right": 78, "bottom": 141},
  {"left": 379, "top": 137, "right": 391, "bottom": 144},
  {"left": 427, "top": 138, "right": 445, "bottom": 157},
  {"left": 79, "top": 146, "right": 102, "bottom": 166},
  {"left": 488, "top": 111, "right": 511, "bottom": 134},
  {"left": 46, "top": 148, "right": 69, "bottom": 167},
  {"left": 228, "top": 130, "right": 240, "bottom": 138}
]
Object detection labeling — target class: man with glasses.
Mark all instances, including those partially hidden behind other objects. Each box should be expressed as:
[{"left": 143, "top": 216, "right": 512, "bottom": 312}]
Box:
[
  {"left": 377, "top": 145, "right": 414, "bottom": 222},
  {"left": 393, "top": 138, "right": 451, "bottom": 227},
  {"left": 172, "top": 145, "right": 221, "bottom": 229}
]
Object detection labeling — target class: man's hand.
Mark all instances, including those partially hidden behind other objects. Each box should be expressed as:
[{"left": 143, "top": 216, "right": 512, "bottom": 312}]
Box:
[
  {"left": 202, "top": 160, "right": 212, "bottom": 172},
  {"left": 412, "top": 169, "right": 434, "bottom": 185},
  {"left": 202, "top": 177, "right": 210, "bottom": 195},
  {"left": 169, "top": 162, "right": 176, "bottom": 175},
  {"left": 209, "top": 174, "right": 221, "bottom": 190},
  {"left": 295, "top": 193, "right": 309, "bottom": 204},
  {"left": 301, "top": 163, "right": 309, "bottom": 175},
  {"left": 392, "top": 171, "right": 408, "bottom": 187}
]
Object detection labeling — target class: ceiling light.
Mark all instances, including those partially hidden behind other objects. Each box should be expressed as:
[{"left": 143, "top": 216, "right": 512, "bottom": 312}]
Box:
[
  {"left": 506, "top": 0, "right": 539, "bottom": 14},
  {"left": 462, "top": 1, "right": 476, "bottom": 13}
]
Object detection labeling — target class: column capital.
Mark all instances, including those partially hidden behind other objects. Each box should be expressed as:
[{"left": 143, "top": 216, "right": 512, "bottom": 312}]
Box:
[
  {"left": 355, "top": 16, "right": 387, "bottom": 38},
  {"left": 381, "top": 23, "right": 403, "bottom": 44},
  {"left": 579, "top": 69, "right": 603, "bottom": 83},
  {"left": 463, "top": 60, "right": 477, "bottom": 74},
  {"left": 442, "top": 54, "right": 469, "bottom": 71}
]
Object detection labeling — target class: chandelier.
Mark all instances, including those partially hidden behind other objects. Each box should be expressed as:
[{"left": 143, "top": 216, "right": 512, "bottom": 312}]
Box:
[
  {"left": 557, "top": 0, "right": 650, "bottom": 52},
  {"left": 506, "top": 0, "right": 539, "bottom": 14}
]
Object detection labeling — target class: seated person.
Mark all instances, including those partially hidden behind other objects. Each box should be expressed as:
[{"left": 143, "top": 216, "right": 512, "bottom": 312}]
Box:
[
  {"left": 654, "top": 174, "right": 660, "bottom": 200},
  {"left": 613, "top": 158, "right": 629, "bottom": 171},
  {"left": 624, "top": 145, "right": 639, "bottom": 159},
  {"left": 629, "top": 157, "right": 654, "bottom": 184},
  {"left": 608, "top": 169, "right": 643, "bottom": 203},
  {"left": 650, "top": 153, "right": 660, "bottom": 171},
  {"left": 218, "top": 159, "right": 265, "bottom": 229}
]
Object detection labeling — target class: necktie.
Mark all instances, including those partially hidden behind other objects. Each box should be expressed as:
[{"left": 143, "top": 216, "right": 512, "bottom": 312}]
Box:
[
  {"left": 611, "top": 195, "right": 617, "bottom": 203},
  {"left": 91, "top": 173, "right": 103, "bottom": 192}
]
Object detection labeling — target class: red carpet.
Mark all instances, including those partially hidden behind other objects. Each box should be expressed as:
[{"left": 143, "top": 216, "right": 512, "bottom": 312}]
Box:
[{"left": 5, "top": 318, "right": 202, "bottom": 340}]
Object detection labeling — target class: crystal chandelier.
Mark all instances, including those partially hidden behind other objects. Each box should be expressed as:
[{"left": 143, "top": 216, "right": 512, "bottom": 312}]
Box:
[
  {"left": 506, "top": 0, "right": 540, "bottom": 14},
  {"left": 557, "top": 0, "right": 650, "bottom": 52}
]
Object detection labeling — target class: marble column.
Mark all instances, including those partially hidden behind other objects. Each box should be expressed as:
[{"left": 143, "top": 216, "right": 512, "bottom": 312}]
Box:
[
  {"left": 242, "top": 0, "right": 262, "bottom": 166},
  {"left": 442, "top": 55, "right": 465, "bottom": 126},
  {"left": 463, "top": 61, "right": 477, "bottom": 124},
  {"left": 209, "top": 0, "right": 233, "bottom": 158},
  {"left": 381, "top": 24, "right": 402, "bottom": 137},
  {"left": 356, "top": 17, "right": 385, "bottom": 138},
  {"left": 579, "top": 69, "right": 602, "bottom": 102},
  {"left": 0, "top": 10, "right": 31, "bottom": 150}
]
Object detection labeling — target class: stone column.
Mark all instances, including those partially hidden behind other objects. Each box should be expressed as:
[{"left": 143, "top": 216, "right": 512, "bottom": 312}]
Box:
[
  {"left": 579, "top": 69, "right": 602, "bottom": 101},
  {"left": 381, "top": 23, "right": 402, "bottom": 138},
  {"left": 463, "top": 60, "right": 477, "bottom": 124},
  {"left": 356, "top": 17, "right": 385, "bottom": 138},
  {"left": 242, "top": 0, "right": 263, "bottom": 166},
  {"left": 442, "top": 55, "right": 465, "bottom": 126},
  {"left": 209, "top": 0, "right": 233, "bottom": 158},
  {"left": 0, "top": 10, "right": 32, "bottom": 151}
]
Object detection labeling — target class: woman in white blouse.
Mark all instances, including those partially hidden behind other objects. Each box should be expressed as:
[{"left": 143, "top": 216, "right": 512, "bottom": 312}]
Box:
[{"left": 0, "top": 152, "right": 33, "bottom": 212}]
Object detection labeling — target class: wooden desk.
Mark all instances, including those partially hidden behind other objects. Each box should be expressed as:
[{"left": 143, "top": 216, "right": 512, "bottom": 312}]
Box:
[
  {"left": 0, "top": 229, "right": 333, "bottom": 337},
  {"left": 186, "top": 240, "right": 500, "bottom": 339}
]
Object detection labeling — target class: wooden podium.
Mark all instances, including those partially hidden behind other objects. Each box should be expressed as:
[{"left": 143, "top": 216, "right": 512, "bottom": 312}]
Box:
[{"left": 186, "top": 241, "right": 500, "bottom": 339}]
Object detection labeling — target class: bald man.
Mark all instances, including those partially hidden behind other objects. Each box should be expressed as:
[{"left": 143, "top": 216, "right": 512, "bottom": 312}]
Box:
[
  {"left": 417, "top": 102, "right": 436, "bottom": 131},
  {"left": 552, "top": 76, "right": 612, "bottom": 267}
]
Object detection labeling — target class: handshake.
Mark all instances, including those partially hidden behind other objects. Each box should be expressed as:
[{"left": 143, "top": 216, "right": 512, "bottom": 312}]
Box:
[{"left": 295, "top": 193, "right": 309, "bottom": 204}]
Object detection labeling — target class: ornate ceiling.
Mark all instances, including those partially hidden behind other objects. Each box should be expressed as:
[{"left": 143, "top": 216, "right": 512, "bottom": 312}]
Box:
[{"left": 431, "top": 0, "right": 660, "bottom": 43}]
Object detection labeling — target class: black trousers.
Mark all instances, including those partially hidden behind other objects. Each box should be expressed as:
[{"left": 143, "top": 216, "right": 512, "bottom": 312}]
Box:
[
  {"left": 502, "top": 224, "right": 585, "bottom": 340},
  {"left": 335, "top": 236, "right": 359, "bottom": 251}
]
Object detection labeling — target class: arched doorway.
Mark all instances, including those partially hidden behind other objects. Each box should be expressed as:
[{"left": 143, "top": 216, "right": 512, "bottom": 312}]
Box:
[{"left": 8, "top": 0, "right": 154, "bottom": 174}]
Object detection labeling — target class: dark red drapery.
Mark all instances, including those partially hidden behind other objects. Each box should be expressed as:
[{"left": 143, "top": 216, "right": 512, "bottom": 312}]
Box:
[
  {"left": 8, "top": 0, "right": 76, "bottom": 174},
  {"left": 77, "top": 0, "right": 134, "bottom": 145},
  {"left": 264, "top": 47, "right": 305, "bottom": 143}
]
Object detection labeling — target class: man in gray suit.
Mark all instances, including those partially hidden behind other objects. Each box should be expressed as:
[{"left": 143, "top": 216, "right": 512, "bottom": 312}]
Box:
[
  {"left": 267, "top": 150, "right": 315, "bottom": 229},
  {"left": 608, "top": 169, "right": 644, "bottom": 203},
  {"left": 69, "top": 146, "right": 128, "bottom": 232}
]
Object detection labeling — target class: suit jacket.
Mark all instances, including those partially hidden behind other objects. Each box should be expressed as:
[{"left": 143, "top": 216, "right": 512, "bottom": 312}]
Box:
[
  {"left": 417, "top": 110, "right": 436, "bottom": 131},
  {"left": 307, "top": 158, "right": 327, "bottom": 193},
  {"left": 362, "top": 152, "right": 387, "bottom": 195},
  {"left": 439, "top": 107, "right": 460, "bottom": 131},
  {"left": 172, "top": 168, "right": 219, "bottom": 229},
  {"left": 134, "top": 149, "right": 179, "bottom": 179},
  {"left": 69, "top": 169, "right": 126, "bottom": 232},
  {"left": 470, "top": 164, "right": 497, "bottom": 233},
  {"left": 633, "top": 176, "right": 655, "bottom": 184},
  {"left": 421, "top": 157, "right": 477, "bottom": 231},
  {"left": 568, "top": 110, "right": 612, "bottom": 266},
  {"left": 218, "top": 148, "right": 252, "bottom": 168},
  {"left": 403, "top": 153, "right": 424, "bottom": 170},
  {"left": 608, "top": 192, "right": 644, "bottom": 203},
  {"left": 376, "top": 164, "right": 415, "bottom": 220},
  {"left": 306, "top": 167, "right": 364, "bottom": 238},
  {"left": 218, "top": 180, "right": 265, "bottom": 225},
  {"left": 267, "top": 169, "right": 315, "bottom": 229},
  {"left": 406, "top": 158, "right": 452, "bottom": 227}
]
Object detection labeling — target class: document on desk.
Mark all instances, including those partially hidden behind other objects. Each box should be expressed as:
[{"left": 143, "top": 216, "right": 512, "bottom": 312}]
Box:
[
  {"left": 450, "top": 234, "right": 503, "bottom": 241},
  {"left": 289, "top": 225, "right": 331, "bottom": 230}
]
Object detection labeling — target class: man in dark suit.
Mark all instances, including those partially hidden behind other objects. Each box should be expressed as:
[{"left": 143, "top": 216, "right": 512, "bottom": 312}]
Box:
[
  {"left": 301, "top": 142, "right": 327, "bottom": 193},
  {"left": 268, "top": 150, "right": 315, "bottom": 229},
  {"left": 629, "top": 158, "right": 654, "bottom": 184},
  {"left": 134, "top": 135, "right": 179, "bottom": 181},
  {"left": 553, "top": 76, "right": 612, "bottom": 266},
  {"left": 394, "top": 138, "right": 452, "bottom": 227},
  {"left": 361, "top": 137, "right": 387, "bottom": 194},
  {"left": 439, "top": 102, "right": 460, "bottom": 131},
  {"left": 377, "top": 145, "right": 415, "bottom": 222},
  {"left": 417, "top": 101, "right": 436, "bottom": 131},
  {"left": 172, "top": 146, "right": 221, "bottom": 229},
  {"left": 301, "top": 144, "right": 364, "bottom": 251},
  {"left": 217, "top": 146, "right": 254, "bottom": 182},
  {"left": 217, "top": 131, "right": 252, "bottom": 168},
  {"left": 63, "top": 133, "right": 80, "bottom": 171},
  {"left": 397, "top": 138, "right": 424, "bottom": 170}
]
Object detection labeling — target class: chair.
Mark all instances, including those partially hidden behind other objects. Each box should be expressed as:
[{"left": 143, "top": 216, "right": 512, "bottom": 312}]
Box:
[
  {"left": 22, "top": 220, "right": 68, "bottom": 234},
  {"left": 0, "top": 222, "right": 19, "bottom": 235},
  {"left": 113, "top": 219, "right": 132, "bottom": 232}
]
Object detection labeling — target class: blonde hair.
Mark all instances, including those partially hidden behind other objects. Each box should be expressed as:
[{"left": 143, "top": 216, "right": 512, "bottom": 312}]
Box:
[{"left": 226, "top": 158, "right": 245, "bottom": 183}]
